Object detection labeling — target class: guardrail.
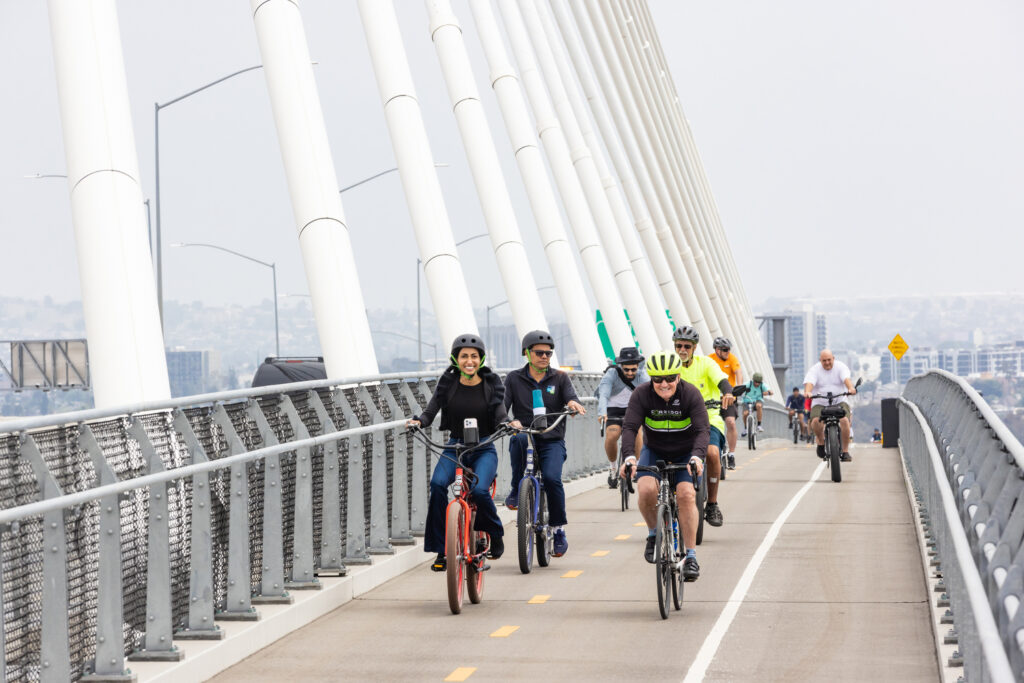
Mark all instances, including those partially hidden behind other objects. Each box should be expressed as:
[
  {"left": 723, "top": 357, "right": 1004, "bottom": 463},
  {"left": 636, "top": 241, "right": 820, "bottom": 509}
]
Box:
[
  {"left": 0, "top": 370, "right": 602, "bottom": 682},
  {"left": 901, "top": 369, "right": 1020, "bottom": 682}
]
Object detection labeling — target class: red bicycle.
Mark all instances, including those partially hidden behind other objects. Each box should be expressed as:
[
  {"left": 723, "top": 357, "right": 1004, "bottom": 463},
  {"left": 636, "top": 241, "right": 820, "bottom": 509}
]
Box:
[{"left": 409, "top": 423, "right": 511, "bottom": 614}]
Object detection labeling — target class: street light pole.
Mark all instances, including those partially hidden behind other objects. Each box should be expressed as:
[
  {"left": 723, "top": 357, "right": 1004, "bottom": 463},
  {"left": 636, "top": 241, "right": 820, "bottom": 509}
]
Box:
[
  {"left": 171, "top": 242, "right": 279, "bottom": 356},
  {"left": 155, "top": 64, "right": 266, "bottom": 327}
]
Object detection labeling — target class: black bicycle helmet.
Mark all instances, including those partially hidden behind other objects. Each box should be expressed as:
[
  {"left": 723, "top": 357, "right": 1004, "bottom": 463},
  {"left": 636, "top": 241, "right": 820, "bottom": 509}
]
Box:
[
  {"left": 672, "top": 325, "right": 699, "bottom": 343},
  {"left": 521, "top": 329, "right": 555, "bottom": 354},
  {"left": 450, "top": 333, "right": 485, "bottom": 359},
  {"left": 713, "top": 336, "right": 731, "bottom": 351}
]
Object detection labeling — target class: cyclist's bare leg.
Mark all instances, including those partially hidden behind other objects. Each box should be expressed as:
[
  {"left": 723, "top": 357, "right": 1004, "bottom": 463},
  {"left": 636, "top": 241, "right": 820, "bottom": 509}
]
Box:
[
  {"left": 725, "top": 416, "right": 737, "bottom": 452},
  {"left": 840, "top": 416, "right": 852, "bottom": 451},
  {"left": 787, "top": 408, "right": 794, "bottom": 426},
  {"left": 799, "top": 413, "right": 808, "bottom": 435},
  {"left": 755, "top": 402, "right": 764, "bottom": 423},
  {"left": 811, "top": 417, "right": 825, "bottom": 444},
  {"left": 707, "top": 445, "right": 720, "bottom": 503},
  {"left": 637, "top": 477, "right": 659, "bottom": 529},
  {"left": 675, "top": 482, "right": 698, "bottom": 549},
  {"left": 604, "top": 424, "right": 621, "bottom": 463}
]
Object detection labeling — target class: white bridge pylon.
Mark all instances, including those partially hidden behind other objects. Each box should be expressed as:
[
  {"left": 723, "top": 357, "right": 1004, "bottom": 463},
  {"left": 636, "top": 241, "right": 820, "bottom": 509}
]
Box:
[{"left": 49, "top": 0, "right": 778, "bottom": 398}]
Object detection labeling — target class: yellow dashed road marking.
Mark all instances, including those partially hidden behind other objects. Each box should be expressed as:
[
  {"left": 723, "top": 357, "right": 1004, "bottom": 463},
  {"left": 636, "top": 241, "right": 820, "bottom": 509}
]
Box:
[
  {"left": 633, "top": 521, "right": 646, "bottom": 527},
  {"left": 614, "top": 534, "right": 631, "bottom": 540},
  {"left": 490, "top": 625, "right": 519, "bottom": 638},
  {"left": 445, "top": 667, "right": 476, "bottom": 681},
  {"left": 591, "top": 550, "right": 609, "bottom": 557},
  {"left": 528, "top": 594, "right": 550, "bottom": 604},
  {"left": 562, "top": 570, "right": 583, "bottom": 578}
]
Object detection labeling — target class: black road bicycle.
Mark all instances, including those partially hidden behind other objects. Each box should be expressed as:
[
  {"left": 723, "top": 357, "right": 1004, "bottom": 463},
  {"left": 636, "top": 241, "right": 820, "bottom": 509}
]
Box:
[{"left": 636, "top": 460, "right": 700, "bottom": 619}]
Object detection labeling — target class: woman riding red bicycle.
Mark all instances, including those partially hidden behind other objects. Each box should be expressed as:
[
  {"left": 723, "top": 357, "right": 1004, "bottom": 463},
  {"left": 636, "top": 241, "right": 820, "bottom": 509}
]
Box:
[{"left": 406, "top": 333, "right": 509, "bottom": 572}]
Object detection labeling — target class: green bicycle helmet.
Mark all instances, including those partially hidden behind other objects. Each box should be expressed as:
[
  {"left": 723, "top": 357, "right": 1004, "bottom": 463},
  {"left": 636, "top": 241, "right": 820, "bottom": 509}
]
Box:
[{"left": 646, "top": 350, "right": 683, "bottom": 377}]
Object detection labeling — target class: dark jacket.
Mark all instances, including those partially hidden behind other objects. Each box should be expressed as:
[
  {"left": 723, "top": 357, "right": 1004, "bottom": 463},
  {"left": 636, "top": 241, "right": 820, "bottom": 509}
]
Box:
[
  {"left": 621, "top": 380, "right": 709, "bottom": 463},
  {"left": 503, "top": 364, "right": 580, "bottom": 441},
  {"left": 416, "top": 366, "right": 508, "bottom": 434}
]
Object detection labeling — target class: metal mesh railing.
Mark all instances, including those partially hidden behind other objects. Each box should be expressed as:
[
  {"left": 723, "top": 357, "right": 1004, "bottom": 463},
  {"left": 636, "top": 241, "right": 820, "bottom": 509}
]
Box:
[
  {"left": 902, "top": 369, "right": 1020, "bottom": 682},
  {"left": 0, "top": 370, "right": 603, "bottom": 682}
]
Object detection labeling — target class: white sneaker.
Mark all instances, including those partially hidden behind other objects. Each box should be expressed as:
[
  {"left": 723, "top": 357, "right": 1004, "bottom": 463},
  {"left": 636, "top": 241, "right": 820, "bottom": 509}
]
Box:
[{"left": 757, "top": 425, "right": 764, "bottom": 433}]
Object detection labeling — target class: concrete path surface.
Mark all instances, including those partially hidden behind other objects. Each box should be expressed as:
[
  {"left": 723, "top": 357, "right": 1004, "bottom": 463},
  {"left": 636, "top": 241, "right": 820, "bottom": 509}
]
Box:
[{"left": 211, "top": 440, "right": 939, "bottom": 682}]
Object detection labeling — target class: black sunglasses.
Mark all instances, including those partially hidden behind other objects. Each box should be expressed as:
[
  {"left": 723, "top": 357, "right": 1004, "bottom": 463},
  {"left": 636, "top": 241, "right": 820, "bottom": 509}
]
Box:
[
  {"left": 674, "top": 342, "right": 694, "bottom": 350},
  {"left": 651, "top": 375, "right": 678, "bottom": 384},
  {"left": 531, "top": 349, "right": 553, "bottom": 357},
  {"left": 621, "top": 367, "right": 638, "bottom": 373}
]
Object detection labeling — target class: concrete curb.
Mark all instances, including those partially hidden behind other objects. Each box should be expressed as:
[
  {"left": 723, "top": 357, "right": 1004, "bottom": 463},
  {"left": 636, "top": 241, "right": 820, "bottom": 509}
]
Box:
[{"left": 131, "top": 470, "right": 608, "bottom": 682}]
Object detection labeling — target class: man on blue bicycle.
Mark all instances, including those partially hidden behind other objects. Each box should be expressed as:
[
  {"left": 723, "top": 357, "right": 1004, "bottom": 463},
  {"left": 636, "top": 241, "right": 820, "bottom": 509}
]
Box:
[
  {"left": 504, "top": 330, "right": 586, "bottom": 557},
  {"left": 619, "top": 350, "right": 709, "bottom": 581}
]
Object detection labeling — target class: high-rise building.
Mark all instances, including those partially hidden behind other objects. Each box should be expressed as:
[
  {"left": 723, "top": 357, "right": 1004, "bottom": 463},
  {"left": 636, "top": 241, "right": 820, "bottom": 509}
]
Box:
[
  {"left": 762, "top": 304, "right": 829, "bottom": 389},
  {"left": 165, "top": 348, "right": 220, "bottom": 397}
]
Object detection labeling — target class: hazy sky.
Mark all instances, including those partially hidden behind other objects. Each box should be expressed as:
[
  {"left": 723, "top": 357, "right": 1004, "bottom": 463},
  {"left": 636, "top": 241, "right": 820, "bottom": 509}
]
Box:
[{"left": 1, "top": 1, "right": 1022, "bottom": 328}]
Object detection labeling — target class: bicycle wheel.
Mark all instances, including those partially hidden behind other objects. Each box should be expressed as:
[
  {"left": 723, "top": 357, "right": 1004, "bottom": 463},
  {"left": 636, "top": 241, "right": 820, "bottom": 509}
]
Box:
[
  {"left": 517, "top": 480, "right": 535, "bottom": 574},
  {"left": 536, "top": 487, "right": 551, "bottom": 567},
  {"left": 719, "top": 450, "right": 727, "bottom": 481},
  {"left": 695, "top": 472, "right": 707, "bottom": 546},
  {"left": 747, "top": 415, "right": 756, "bottom": 450},
  {"left": 655, "top": 504, "right": 672, "bottom": 620},
  {"left": 445, "top": 503, "right": 466, "bottom": 615},
  {"left": 793, "top": 421, "right": 799, "bottom": 444},
  {"left": 827, "top": 423, "right": 842, "bottom": 483},
  {"left": 671, "top": 505, "right": 684, "bottom": 610},
  {"left": 467, "top": 528, "right": 485, "bottom": 604},
  {"left": 620, "top": 474, "right": 629, "bottom": 511}
]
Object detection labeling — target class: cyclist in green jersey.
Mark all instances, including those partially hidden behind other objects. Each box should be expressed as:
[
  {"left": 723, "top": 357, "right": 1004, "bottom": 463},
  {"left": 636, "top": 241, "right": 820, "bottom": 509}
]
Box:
[{"left": 673, "top": 325, "right": 735, "bottom": 527}]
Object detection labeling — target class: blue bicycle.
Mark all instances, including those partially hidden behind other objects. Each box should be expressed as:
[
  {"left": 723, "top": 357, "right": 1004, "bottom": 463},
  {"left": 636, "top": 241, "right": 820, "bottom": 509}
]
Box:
[{"left": 515, "top": 409, "right": 575, "bottom": 574}]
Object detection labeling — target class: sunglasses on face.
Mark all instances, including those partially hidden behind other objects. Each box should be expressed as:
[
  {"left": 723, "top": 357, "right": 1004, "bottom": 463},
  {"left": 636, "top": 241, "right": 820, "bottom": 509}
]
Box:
[
  {"left": 531, "top": 350, "right": 553, "bottom": 358},
  {"left": 651, "top": 375, "right": 678, "bottom": 385},
  {"left": 674, "top": 343, "right": 694, "bottom": 350},
  {"left": 621, "top": 367, "right": 638, "bottom": 373}
]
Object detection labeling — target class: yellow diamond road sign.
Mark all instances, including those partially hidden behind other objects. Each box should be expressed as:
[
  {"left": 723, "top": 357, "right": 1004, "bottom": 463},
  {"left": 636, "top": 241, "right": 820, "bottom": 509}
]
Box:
[{"left": 888, "top": 334, "right": 909, "bottom": 361}]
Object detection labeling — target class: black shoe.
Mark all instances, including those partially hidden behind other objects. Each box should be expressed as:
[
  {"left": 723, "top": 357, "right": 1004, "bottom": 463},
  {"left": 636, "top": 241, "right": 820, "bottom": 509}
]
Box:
[
  {"left": 840, "top": 452, "right": 852, "bottom": 462},
  {"left": 607, "top": 473, "right": 618, "bottom": 489},
  {"left": 644, "top": 535, "right": 656, "bottom": 563},
  {"left": 431, "top": 553, "right": 446, "bottom": 572},
  {"left": 816, "top": 445, "right": 826, "bottom": 459},
  {"left": 705, "top": 502, "right": 723, "bottom": 527},
  {"left": 683, "top": 555, "right": 700, "bottom": 581},
  {"left": 727, "top": 454, "right": 736, "bottom": 470},
  {"left": 488, "top": 535, "right": 504, "bottom": 559}
]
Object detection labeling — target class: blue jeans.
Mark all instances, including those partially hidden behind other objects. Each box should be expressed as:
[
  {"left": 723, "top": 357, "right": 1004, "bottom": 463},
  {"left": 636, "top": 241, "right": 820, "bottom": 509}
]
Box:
[
  {"left": 424, "top": 440, "right": 502, "bottom": 554},
  {"left": 509, "top": 434, "right": 568, "bottom": 527}
]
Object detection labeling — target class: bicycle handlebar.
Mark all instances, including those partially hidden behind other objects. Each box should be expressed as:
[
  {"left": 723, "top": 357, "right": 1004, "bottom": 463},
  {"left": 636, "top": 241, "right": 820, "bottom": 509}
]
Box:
[{"left": 514, "top": 409, "right": 577, "bottom": 435}]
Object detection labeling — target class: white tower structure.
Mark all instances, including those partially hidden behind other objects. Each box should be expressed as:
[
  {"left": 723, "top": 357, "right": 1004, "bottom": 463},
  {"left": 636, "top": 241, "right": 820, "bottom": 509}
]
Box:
[
  {"left": 424, "top": 0, "right": 555, "bottom": 364},
  {"left": 48, "top": 0, "right": 171, "bottom": 408},
  {"left": 467, "top": 0, "right": 606, "bottom": 370},
  {"left": 251, "top": 0, "right": 378, "bottom": 377},
  {"left": 358, "top": 0, "right": 479, "bottom": 344}
]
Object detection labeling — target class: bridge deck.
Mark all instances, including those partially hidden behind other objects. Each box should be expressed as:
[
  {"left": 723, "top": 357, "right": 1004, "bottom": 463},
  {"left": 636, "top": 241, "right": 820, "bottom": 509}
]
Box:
[{"left": 212, "top": 441, "right": 938, "bottom": 682}]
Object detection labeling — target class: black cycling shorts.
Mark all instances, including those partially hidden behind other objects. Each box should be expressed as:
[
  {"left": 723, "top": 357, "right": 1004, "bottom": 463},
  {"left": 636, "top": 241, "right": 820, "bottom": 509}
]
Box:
[
  {"left": 605, "top": 406, "right": 627, "bottom": 426},
  {"left": 720, "top": 403, "right": 738, "bottom": 419}
]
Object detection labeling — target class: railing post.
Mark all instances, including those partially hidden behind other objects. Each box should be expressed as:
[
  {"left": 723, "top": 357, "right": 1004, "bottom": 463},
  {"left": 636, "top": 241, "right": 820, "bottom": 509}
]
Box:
[
  {"left": 333, "top": 389, "right": 371, "bottom": 565},
  {"left": 356, "top": 386, "right": 394, "bottom": 555},
  {"left": 78, "top": 425, "right": 134, "bottom": 681},
  {"left": 19, "top": 434, "right": 72, "bottom": 683},
  {"left": 125, "top": 417, "right": 183, "bottom": 662},
  {"left": 378, "top": 383, "right": 414, "bottom": 545},
  {"left": 171, "top": 409, "right": 223, "bottom": 640},
  {"left": 246, "top": 401, "right": 292, "bottom": 604},
  {"left": 278, "top": 395, "right": 320, "bottom": 589},
  {"left": 211, "top": 405, "right": 259, "bottom": 621},
  {"left": 306, "top": 390, "right": 346, "bottom": 575},
  {"left": 408, "top": 380, "right": 433, "bottom": 534}
]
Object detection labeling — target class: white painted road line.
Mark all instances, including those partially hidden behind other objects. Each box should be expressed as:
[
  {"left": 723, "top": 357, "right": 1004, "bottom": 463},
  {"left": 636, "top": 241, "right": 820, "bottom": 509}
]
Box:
[{"left": 683, "top": 460, "right": 827, "bottom": 683}]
